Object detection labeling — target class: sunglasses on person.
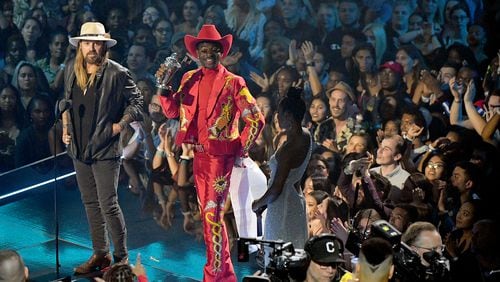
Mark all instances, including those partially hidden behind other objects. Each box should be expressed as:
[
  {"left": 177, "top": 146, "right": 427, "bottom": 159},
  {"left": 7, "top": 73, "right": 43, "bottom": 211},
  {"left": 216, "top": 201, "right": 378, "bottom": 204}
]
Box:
[
  {"left": 427, "top": 162, "right": 445, "bottom": 169},
  {"left": 412, "top": 244, "right": 445, "bottom": 254},
  {"left": 317, "top": 262, "right": 339, "bottom": 269}
]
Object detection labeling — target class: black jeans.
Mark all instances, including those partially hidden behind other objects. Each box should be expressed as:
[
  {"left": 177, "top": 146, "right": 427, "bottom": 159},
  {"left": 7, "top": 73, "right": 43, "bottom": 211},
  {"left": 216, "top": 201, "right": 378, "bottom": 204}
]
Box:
[{"left": 73, "top": 159, "right": 127, "bottom": 259}]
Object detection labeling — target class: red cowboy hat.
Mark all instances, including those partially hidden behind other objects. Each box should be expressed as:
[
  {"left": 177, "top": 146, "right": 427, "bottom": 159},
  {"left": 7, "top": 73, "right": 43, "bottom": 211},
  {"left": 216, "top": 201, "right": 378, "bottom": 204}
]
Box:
[{"left": 184, "top": 25, "right": 233, "bottom": 59}]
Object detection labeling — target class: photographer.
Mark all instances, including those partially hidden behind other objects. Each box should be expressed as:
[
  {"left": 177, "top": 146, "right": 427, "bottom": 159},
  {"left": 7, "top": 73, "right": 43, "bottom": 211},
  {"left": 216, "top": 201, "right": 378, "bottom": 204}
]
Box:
[
  {"left": 336, "top": 152, "right": 387, "bottom": 216},
  {"left": 303, "top": 234, "right": 346, "bottom": 282},
  {"left": 401, "top": 222, "right": 450, "bottom": 282}
]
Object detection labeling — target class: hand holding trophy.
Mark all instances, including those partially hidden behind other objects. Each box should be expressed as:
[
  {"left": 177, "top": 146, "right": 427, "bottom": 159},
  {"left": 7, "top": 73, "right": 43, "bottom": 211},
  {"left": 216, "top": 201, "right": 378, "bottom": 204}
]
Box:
[{"left": 155, "top": 52, "right": 182, "bottom": 93}]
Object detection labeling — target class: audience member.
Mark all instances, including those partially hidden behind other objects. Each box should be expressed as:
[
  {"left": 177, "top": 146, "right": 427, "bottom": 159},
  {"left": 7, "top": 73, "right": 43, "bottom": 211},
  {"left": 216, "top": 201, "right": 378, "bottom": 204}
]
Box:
[
  {"left": 320, "top": 81, "right": 359, "bottom": 153},
  {"left": 402, "top": 221, "right": 444, "bottom": 267},
  {"left": 385, "top": 1, "right": 412, "bottom": 52},
  {"left": 35, "top": 27, "right": 70, "bottom": 95},
  {"left": 351, "top": 43, "right": 380, "bottom": 109},
  {"left": 0, "top": 250, "right": 28, "bottom": 282},
  {"left": 19, "top": 17, "right": 45, "bottom": 62},
  {"left": 142, "top": 6, "right": 161, "bottom": 28},
  {"left": 152, "top": 18, "right": 174, "bottom": 57},
  {"left": 126, "top": 43, "right": 155, "bottom": 83},
  {"left": 10, "top": 61, "right": 52, "bottom": 110},
  {"left": 388, "top": 203, "right": 419, "bottom": 233},
  {"left": 14, "top": 94, "right": 56, "bottom": 167},
  {"left": 278, "top": 0, "right": 316, "bottom": 45},
  {"left": 225, "top": 0, "right": 266, "bottom": 60},
  {"left": 2, "top": 35, "right": 26, "bottom": 84},
  {"left": 370, "top": 135, "right": 410, "bottom": 190},
  {"left": 174, "top": 0, "right": 203, "bottom": 35},
  {"left": 353, "top": 237, "right": 394, "bottom": 282},
  {"left": 303, "top": 234, "right": 346, "bottom": 282},
  {"left": 362, "top": 23, "right": 388, "bottom": 66},
  {"left": 316, "top": 3, "right": 340, "bottom": 46},
  {"left": 0, "top": 84, "right": 25, "bottom": 172},
  {"left": 307, "top": 95, "right": 331, "bottom": 144}
]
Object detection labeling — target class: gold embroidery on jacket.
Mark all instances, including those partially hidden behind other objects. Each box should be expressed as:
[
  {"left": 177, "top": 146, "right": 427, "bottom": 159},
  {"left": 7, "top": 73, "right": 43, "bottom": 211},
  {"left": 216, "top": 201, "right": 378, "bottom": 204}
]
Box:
[
  {"left": 243, "top": 109, "right": 261, "bottom": 152},
  {"left": 209, "top": 96, "right": 233, "bottom": 139},
  {"left": 177, "top": 70, "right": 196, "bottom": 132},
  {"left": 239, "top": 87, "right": 254, "bottom": 103},
  {"left": 179, "top": 106, "right": 188, "bottom": 131}
]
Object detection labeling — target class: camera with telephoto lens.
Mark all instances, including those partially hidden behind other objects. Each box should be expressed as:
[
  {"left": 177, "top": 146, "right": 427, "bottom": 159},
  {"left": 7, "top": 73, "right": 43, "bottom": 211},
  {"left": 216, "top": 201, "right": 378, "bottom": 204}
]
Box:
[
  {"left": 346, "top": 220, "right": 450, "bottom": 282},
  {"left": 238, "top": 237, "right": 309, "bottom": 282}
]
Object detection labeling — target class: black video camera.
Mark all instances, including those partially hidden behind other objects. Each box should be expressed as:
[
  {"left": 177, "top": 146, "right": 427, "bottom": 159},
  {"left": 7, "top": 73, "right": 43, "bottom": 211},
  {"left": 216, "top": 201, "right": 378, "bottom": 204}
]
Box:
[
  {"left": 346, "top": 220, "right": 450, "bottom": 282},
  {"left": 238, "top": 237, "right": 309, "bottom": 282}
]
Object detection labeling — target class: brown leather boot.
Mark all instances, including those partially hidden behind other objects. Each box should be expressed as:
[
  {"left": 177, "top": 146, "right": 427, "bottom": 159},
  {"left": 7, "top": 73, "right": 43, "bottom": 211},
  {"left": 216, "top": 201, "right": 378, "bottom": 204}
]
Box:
[{"left": 74, "top": 253, "right": 112, "bottom": 274}]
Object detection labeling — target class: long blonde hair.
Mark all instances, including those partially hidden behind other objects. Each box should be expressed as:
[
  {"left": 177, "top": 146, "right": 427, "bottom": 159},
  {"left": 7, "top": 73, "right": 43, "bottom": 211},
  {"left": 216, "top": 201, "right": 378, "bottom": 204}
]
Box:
[
  {"left": 363, "top": 23, "right": 387, "bottom": 66},
  {"left": 74, "top": 43, "right": 107, "bottom": 90}
]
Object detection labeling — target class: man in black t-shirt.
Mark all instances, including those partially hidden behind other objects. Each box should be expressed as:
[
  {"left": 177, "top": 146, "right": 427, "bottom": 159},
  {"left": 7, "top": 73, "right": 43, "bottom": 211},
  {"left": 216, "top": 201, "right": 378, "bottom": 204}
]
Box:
[{"left": 61, "top": 22, "right": 143, "bottom": 275}]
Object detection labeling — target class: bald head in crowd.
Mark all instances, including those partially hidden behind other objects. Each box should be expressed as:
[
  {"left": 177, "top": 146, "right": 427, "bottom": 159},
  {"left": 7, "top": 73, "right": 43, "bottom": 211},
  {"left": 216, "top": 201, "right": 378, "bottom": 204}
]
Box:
[{"left": 0, "top": 250, "right": 28, "bottom": 282}]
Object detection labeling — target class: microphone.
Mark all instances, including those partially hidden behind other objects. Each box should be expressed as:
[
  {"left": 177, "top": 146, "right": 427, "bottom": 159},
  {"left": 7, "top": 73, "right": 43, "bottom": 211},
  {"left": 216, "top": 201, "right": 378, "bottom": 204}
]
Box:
[{"left": 56, "top": 99, "right": 72, "bottom": 120}]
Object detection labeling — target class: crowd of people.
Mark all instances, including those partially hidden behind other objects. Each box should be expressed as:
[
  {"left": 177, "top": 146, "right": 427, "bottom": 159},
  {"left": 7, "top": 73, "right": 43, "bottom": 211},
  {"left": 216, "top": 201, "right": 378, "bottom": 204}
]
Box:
[{"left": 1, "top": 0, "right": 500, "bottom": 281}]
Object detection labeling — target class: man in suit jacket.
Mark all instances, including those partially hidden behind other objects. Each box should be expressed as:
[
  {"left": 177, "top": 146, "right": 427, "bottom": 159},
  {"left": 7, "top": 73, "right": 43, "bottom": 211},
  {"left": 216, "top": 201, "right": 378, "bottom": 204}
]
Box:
[{"left": 158, "top": 25, "right": 265, "bottom": 282}]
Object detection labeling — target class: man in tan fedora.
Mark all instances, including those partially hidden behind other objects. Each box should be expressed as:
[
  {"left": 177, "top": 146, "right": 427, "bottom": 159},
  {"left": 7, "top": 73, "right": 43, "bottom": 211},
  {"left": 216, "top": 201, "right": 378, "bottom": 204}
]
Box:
[
  {"left": 60, "top": 21, "right": 143, "bottom": 274},
  {"left": 157, "top": 24, "right": 264, "bottom": 281}
]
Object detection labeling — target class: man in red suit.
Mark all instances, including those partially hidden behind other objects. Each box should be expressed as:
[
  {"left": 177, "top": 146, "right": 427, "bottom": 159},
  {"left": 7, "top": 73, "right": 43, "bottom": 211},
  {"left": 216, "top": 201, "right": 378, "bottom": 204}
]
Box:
[{"left": 157, "top": 25, "right": 264, "bottom": 281}]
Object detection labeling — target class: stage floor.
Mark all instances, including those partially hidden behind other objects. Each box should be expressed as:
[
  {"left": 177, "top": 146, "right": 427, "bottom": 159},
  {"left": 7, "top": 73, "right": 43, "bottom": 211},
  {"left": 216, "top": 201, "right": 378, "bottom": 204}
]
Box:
[{"left": 0, "top": 176, "right": 259, "bottom": 281}]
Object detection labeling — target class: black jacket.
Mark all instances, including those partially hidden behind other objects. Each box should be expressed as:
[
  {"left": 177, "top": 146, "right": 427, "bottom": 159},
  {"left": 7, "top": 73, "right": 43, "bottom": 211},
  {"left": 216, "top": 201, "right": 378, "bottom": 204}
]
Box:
[{"left": 63, "top": 59, "right": 143, "bottom": 162}]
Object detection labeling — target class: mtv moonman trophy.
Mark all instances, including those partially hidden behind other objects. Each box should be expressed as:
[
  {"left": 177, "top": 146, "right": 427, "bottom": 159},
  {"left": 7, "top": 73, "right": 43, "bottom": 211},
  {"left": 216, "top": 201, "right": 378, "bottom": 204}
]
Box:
[{"left": 156, "top": 52, "right": 182, "bottom": 90}]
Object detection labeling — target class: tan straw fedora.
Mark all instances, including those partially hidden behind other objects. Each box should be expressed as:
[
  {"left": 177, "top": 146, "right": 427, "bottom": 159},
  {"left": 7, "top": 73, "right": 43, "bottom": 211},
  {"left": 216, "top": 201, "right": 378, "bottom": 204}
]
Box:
[{"left": 69, "top": 22, "right": 117, "bottom": 47}]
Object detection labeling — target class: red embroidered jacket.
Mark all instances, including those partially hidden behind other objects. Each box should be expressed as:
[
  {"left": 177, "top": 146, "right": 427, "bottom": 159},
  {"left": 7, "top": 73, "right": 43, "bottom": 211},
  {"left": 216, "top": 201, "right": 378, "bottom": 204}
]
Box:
[{"left": 160, "top": 65, "right": 264, "bottom": 157}]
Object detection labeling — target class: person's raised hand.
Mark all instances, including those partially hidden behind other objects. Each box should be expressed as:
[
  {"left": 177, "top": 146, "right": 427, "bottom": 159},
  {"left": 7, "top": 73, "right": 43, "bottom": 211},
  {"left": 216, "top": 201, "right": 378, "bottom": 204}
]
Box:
[
  {"left": 433, "top": 179, "right": 447, "bottom": 191},
  {"left": 250, "top": 72, "right": 270, "bottom": 92},
  {"left": 412, "top": 187, "right": 425, "bottom": 203},
  {"left": 131, "top": 253, "right": 146, "bottom": 277},
  {"left": 291, "top": 78, "right": 304, "bottom": 88},
  {"left": 288, "top": 39, "right": 298, "bottom": 65},
  {"left": 448, "top": 77, "right": 461, "bottom": 102},
  {"left": 463, "top": 79, "right": 476, "bottom": 103},
  {"left": 420, "top": 70, "right": 441, "bottom": 101},
  {"left": 376, "top": 129, "right": 385, "bottom": 144},
  {"left": 62, "top": 131, "right": 71, "bottom": 145},
  {"left": 322, "top": 138, "right": 338, "bottom": 152},
  {"left": 484, "top": 104, "right": 499, "bottom": 121},
  {"left": 222, "top": 51, "right": 243, "bottom": 67},
  {"left": 301, "top": 41, "right": 315, "bottom": 64},
  {"left": 181, "top": 143, "right": 194, "bottom": 158},
  {"left": 330, "top": 217, "right": 349, "bottom": 244},
  {"left": 407, "top": 124, "right": 424, "bottom": 140},
  {"left": 431, "top": 136, "right": 450, "bottom": 150},
  {"left": 158, "top": 123, "right": 167, "bottom": 143}
]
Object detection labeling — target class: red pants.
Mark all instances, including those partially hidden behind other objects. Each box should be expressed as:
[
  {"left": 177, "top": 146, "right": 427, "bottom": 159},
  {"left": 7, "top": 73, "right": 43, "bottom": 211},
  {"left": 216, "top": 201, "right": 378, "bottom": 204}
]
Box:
[{"left": 193, "top": 152, "right": 237, "bottom": 282}]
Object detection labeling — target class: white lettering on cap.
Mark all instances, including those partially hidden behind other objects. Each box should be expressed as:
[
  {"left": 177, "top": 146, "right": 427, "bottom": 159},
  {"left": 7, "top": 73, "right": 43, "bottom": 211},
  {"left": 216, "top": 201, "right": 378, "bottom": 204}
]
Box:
[{"left": 326, "top": 242, "right": 336, "bottom": 253}]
